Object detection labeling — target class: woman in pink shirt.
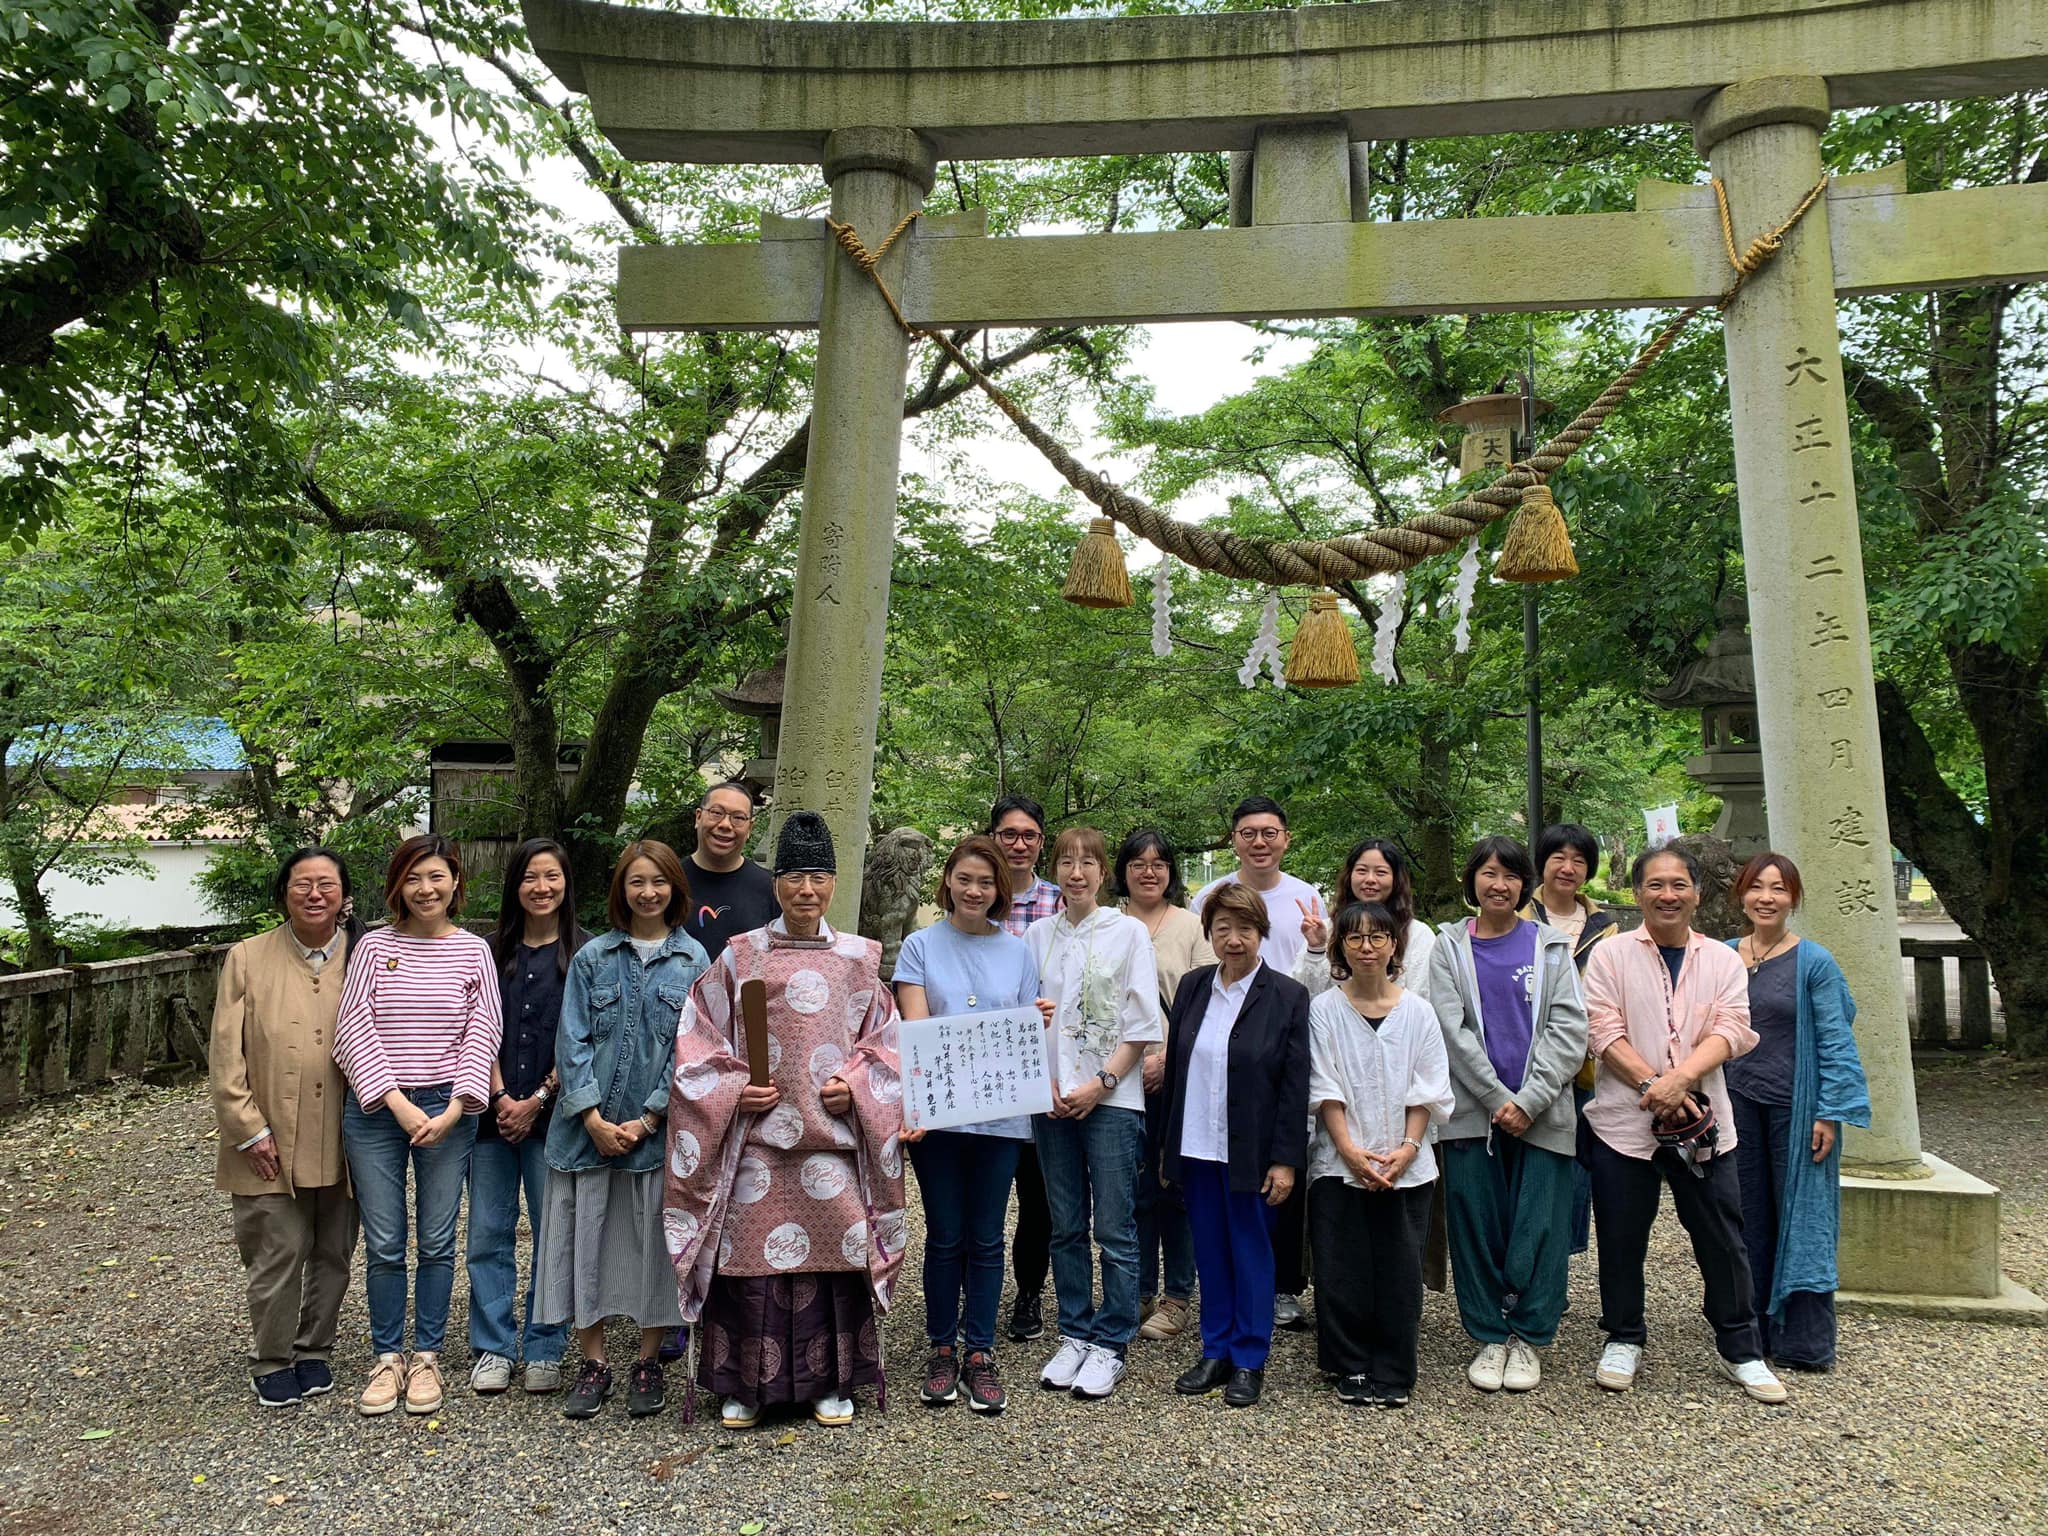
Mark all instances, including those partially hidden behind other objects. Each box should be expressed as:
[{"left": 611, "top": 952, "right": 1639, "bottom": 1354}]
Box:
[
  {"left": 1580, "top": 845, "right": 1783, "bottom": 1405},
  {"left": 334, "top": 835, "right": 502, "bottom": 1418}
]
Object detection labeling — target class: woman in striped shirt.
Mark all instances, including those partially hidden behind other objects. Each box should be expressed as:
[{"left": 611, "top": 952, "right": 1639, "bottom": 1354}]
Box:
[{"left": 334, "top": 834, "right": 502, "bottom": 1418}]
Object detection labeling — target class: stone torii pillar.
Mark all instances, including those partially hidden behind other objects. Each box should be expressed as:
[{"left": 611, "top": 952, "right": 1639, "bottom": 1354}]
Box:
[
  {"left": 771, "top": 130, "right": 935, "bottom": 926},
  {"left": 1701, "top": 77, "right": 2019, "bottom": 1310}
]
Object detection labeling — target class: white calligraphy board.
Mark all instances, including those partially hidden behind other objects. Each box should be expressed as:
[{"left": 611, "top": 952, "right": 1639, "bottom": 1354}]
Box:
[{"left": 900, "top": 1007, "right": 1054, "bottom": 1132}]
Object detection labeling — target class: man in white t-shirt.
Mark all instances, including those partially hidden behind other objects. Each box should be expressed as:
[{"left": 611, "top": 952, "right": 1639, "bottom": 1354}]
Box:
[
  {"left": 1188, "top": 794, "right": 1321, "bottom": 1331},
  {"left": 1189, "top": 796, "right": 1322, "bottom": 979}
]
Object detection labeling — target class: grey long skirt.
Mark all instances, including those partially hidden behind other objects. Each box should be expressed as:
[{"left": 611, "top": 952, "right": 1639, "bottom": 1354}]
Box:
[{"left": 533, "top": 1166, "right": 685, "bottom": 1330}]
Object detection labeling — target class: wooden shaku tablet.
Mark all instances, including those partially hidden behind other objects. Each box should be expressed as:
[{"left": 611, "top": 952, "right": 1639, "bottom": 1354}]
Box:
[{"left": 740, "top": 978, "right": 771, "bottom": 1087}]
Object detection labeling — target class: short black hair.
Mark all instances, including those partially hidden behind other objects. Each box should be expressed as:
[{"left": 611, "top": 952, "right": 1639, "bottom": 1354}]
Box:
[
  {"left": 699, "top": 779, "right": 757, "bottom": 809},
  {"left": 1328, "top": 900, "right": 1407, "bottom": 983},
  {"left": 1230, "top": 795, "right": 1287, "bottom": 829},
  {"left": 1534, "top": 823, "right": 1601, "bottom": 883},
  {"left": 1461, "top": 835, "right": 1536, "bottom": 907},
  {"left": 1630, "top": 844, "right": 1701, "bottom": 889},
  {"left": 988, "top": 794, "right": 1047, "bottom": 833},
  {"left": 273, "top": 846, "right": 351, "bottom": 907},
  {"left": 1113, "top": 827, "right": 1187, "bottom": 906}
]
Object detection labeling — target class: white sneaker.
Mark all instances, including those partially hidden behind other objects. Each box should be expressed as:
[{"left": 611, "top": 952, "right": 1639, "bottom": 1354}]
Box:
[
  {"left": 468, "top": 1352, "right": 513, "bottom": 1394},
  {"left": 1501, "top": 1338, "right": 1541, "bottom": 1392},
  {"left": 1466, "top": 1343, "right": 1508, "bottom": 1391},
  {"left": 1595, "top": 1341, "right": 1642, "bottom": 1392},
  {"left": 812, "top": 1392, "right": 855, "bottom": 1425},
  {"left": 1273, "top": 1293, "right": 1305, "bottom": 1329},
  {"left": 522, "top": 1359, "right": 562, "bottom": 1394},
  {"left": 1039, "top": 1337, "right": 1090, "bottom": 1391},
  {"left": 1713, "top": 1355, "right": 1788, "bottom": 1405},
  {"left": 1069, "top": 1344, "right": 1126, "bottom": 1400}
]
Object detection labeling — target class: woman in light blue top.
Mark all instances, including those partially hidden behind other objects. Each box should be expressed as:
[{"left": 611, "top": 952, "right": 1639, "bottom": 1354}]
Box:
[
  {"left": 1726, "top": 852, "right": 1870, "bottom": 1370},
  {"left": 895, "top": 835, "right": 1044, "bottom": 1418}
]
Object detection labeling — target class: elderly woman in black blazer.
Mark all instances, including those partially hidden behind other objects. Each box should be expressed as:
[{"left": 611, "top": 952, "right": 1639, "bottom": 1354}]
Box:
[{"left": 1157, "top": 882, "right": 1312, "bottom": 1408}]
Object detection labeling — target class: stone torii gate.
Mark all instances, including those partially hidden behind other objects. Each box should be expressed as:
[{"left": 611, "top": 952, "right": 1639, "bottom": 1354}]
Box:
[{"left": 524, "top": 0, "right": 2048, "bottom": 1315}]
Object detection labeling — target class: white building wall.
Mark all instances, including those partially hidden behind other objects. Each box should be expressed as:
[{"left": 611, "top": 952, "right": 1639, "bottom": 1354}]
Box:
[{"left": 8, "top": 845, "right": 226, "bottom": 931}]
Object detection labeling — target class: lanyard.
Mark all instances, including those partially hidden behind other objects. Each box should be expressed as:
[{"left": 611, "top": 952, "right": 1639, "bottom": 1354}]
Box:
[{"left": 1651, "top": 937, "right": 1687, "bottom": 1069}]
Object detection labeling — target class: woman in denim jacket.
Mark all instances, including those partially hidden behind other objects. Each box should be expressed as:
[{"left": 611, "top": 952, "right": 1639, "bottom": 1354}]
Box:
[{"left": 534, "top": 840, "right": 709, "bottom": 1420}]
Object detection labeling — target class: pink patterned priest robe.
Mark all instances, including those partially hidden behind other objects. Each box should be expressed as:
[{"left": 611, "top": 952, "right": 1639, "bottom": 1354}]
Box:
[{"left": 663, "top": 919, "right": 906, "bottom": 1320}]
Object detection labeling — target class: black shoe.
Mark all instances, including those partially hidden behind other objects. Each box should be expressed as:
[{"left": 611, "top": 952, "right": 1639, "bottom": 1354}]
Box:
[
  {"left": 626, "top": 1358, "right": 666, "bottom": 1417},
  {"left": 292, "top": 1359, "right": 334, "bottom": 1398},
  {"left": 921, "top": 1344, "right": 960, "bottom": 1406},
  {"left": 562, "top": 1358, "right": 613, "bottom": 1419},
  {"left": 1377, "top": 1391, "right": 1410, "bottom": 1409},
  {"left": 960, "top": 1351, "right": 1007, "bottom": 1415},
  {"left": 657, "top": 1326, "right": 689, "bottom": 1362},
  {"left": 1173, "top": 1357, "right": 1232, "bottom": 1396},
  {"left": 252, "top": 1368, "right": 300, "bottom": 1408},
  {"left": 1334, "top": 1374, "right": 1374, "bottom": 1407},
  {"left": 1008, "top": 1294, "right": 1044, "bottom": 1342},
  {"left": 1223, "top": 1367, "right": 1263, "bottom": 1408}
]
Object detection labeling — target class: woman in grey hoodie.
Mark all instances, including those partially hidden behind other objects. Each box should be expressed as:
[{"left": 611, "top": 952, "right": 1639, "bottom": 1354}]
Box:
[{"left": 1425, "top": 836, "right": 1589, "bottom": 1396}]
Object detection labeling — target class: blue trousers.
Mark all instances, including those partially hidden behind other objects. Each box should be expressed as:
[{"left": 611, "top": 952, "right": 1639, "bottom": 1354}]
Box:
[
  {"left": 466, "top": 1130, "right": 565, "bottom": 1364},
  {"left": 1180, "top": 1157, "right": 1278, "bottom": 1370},
  {"left": 1441, "top": 1136, "right": 1574, "bottom": 1347},
  {"left": 1033, "top": 1106, "right": 1144, "bottom": 1354},
  {"left": 344, "top": 1086, "right": 476, "bottom": 1356},
  {"left": 1729, "top": 1090, "right": 1838, "bottom": 1367},
  {"left": 1138, "top": 1086, "right": 1196, "bottom": 1301},
  {"left": 908, "top": 1131, "right": 1023, "bottom": 1351}
]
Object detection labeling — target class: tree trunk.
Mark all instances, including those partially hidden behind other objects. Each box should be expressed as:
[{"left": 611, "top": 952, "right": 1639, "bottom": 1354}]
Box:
[
  {"left": 5, "top": 845, "right": 60, "bottom": 971},
  {"left": 1411, "top": 732, "right": 1457, "bottom": 918}
]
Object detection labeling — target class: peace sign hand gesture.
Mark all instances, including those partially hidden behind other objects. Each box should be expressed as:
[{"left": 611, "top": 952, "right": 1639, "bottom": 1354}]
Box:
[{"left": 1297, "top": 896, "right": 1329, "bottom": 952}]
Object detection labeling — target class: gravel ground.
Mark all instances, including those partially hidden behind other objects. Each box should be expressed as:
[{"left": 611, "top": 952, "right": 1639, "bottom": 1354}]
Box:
[{"left": 0, "top": 1057, "right": 2042, "bottom": 1536}]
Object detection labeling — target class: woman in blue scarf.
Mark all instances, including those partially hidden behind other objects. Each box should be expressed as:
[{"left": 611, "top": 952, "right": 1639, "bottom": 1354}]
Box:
[{"left": 1725, "top": 853, "right": 1871, "bottom": 1369}]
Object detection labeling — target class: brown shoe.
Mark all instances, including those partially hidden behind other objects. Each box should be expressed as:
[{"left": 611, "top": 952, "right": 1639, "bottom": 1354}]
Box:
[
  {"left": 404, "top": 1352, "right": 444, "bottom": 1415},
  {"left": 358, "top": 1353, "right": 406, "bottom": 1417},
  {"left": 1138, "top": 1294, "right": 1158, "bottom": 1324},
  {"left": 1139, "top": 1296, "right": 1191, "bottom": 1341}
]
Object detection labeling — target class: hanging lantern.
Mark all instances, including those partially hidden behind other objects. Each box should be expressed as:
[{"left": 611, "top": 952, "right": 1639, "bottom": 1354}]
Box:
[
  {"left": 1285, "top": 590, "right": 1360, "bottom": 687},
  {"left": 1061, "top": 517, "right": 1133, "bottom": 608},
  {"left": 1435, "top": 390, "right": 1551, "bottom": 477},
  {"left": 1498, "top": 482, "right": 1579, "bottom": 582}
]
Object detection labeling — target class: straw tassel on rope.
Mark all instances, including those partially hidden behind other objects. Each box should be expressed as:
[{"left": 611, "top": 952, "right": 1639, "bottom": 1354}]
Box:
[
  {"left": 1496, "top": 482, "right": 1578, "bottom": 583},
  {"left": 1285, "top": 590, "right": 1360, "bottom": 688},
  {"left": 1063, "top": 517, "right": 1133, "bottom": 608}
]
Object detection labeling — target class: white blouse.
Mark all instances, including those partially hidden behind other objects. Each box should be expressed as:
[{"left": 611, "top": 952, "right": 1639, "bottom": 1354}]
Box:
[
  {"left": 1026, "top": 906, "right": 1161, "bottom": 1114},
  {"left": 1306, "top": 987, "right": 1454, "bottom": 1192},
  {"left": 1178, "top": 963, "right": 1257, "bottom": 1164}
]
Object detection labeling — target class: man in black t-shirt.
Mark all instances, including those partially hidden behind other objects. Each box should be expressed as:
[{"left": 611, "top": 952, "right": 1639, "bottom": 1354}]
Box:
[{"left": 682, "top": 780, "right": 778, "bottom": 962}]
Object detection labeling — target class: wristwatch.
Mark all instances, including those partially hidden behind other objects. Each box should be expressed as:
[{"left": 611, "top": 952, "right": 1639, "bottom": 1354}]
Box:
[
  {"left": 535, "top": 1084, "right": 552, "bottom": 1106},
  {"left": 1096, "top": 1069, "right": 1119, "bottom": 1092},
  {"left": 1635, "top": 1076, "right": 1658, "bottom": 1096}
]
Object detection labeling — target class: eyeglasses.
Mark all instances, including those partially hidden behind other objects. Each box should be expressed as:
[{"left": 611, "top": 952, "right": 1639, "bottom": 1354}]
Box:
[
  {"left": 779, "top": 871, "right": 833, "bottom": 889},
  {"left": 1342, "top": 931, "right": 1395, "bottom": 948},
  {"left": 1235, "top": 826, "right": 1285, "bottom": 843},
  {"left": 700, "top": 808, "right": 754, "bottom": 826},
  {"left": 994, "top": 829, "right": 1042, "bottom": 845},
  {"left": 286, "top": 881, "right": 342, "bottom": 897},
  {"left": 1126, "top": 860, "right": 1171, "bottom": 874}
]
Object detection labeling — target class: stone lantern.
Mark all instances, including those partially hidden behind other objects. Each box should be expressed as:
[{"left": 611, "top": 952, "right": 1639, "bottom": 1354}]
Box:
[
  {"left": 712, "top": 655, "right": 785, "bottom": 800},
  {"left": 1650, "top": 590, "right": 1768, "bottom": 859},
  {"left": 1436, "top": 387, "right": 1552, "bottom": 475}
]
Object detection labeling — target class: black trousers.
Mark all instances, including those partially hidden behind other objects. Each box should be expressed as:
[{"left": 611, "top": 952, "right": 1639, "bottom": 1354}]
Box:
[
  {"left": 1585, "top": 1133, "right": 1762, "bottom": 1363},
  {"left": 1011, "top": 1141, "right": 1051, "bottom": 1297},
  {"left": 1266, "top": 1167, "right": 1308, "bottom": 1296},
  {"left": 1308, "top": 1177, "right": 1431, "bottom": 1390},
  {"left": 1729, "top": 1090, "right": 1839, "bottom": 1367}
]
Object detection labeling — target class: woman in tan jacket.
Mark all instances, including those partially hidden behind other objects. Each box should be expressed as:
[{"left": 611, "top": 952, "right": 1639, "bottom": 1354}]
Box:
[{"left": 210, "top": 848, "right": 360, "bottom": 1407}]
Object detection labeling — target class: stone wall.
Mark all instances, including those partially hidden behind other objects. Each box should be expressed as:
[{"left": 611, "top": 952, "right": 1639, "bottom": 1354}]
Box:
[{"left": 0, "top": 947, "right": 227, "bottom": 1112}]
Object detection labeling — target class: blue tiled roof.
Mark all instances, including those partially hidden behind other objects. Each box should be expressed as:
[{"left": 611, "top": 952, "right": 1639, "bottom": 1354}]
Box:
[{"left": 3, "top": 717, "right": 246, "bottom": 772}]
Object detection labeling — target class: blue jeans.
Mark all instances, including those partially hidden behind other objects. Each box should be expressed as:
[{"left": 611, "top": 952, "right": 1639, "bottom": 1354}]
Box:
[
  {"left": 1729, "top": 1090, "right": 1838, "bottom": 1367},
  {"left": 1033, "top": 1106, "right": 1144, "bottom": 1354},
  {"left": 907, "top": 1131, "right": 1023, "bottom": 1352},
  {"left": 466, "top": 1131, "right": 565, "bottom": 1364},
  {"left": 344, "top": 1086, "right": 477, "bottom": 1356},
  {"left": 1182, "top": 1157, "right": 1279, "bottom": 1369},
  {"left": 1138, "top": 1087, "right": 1195, "bottom": 1300}
]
